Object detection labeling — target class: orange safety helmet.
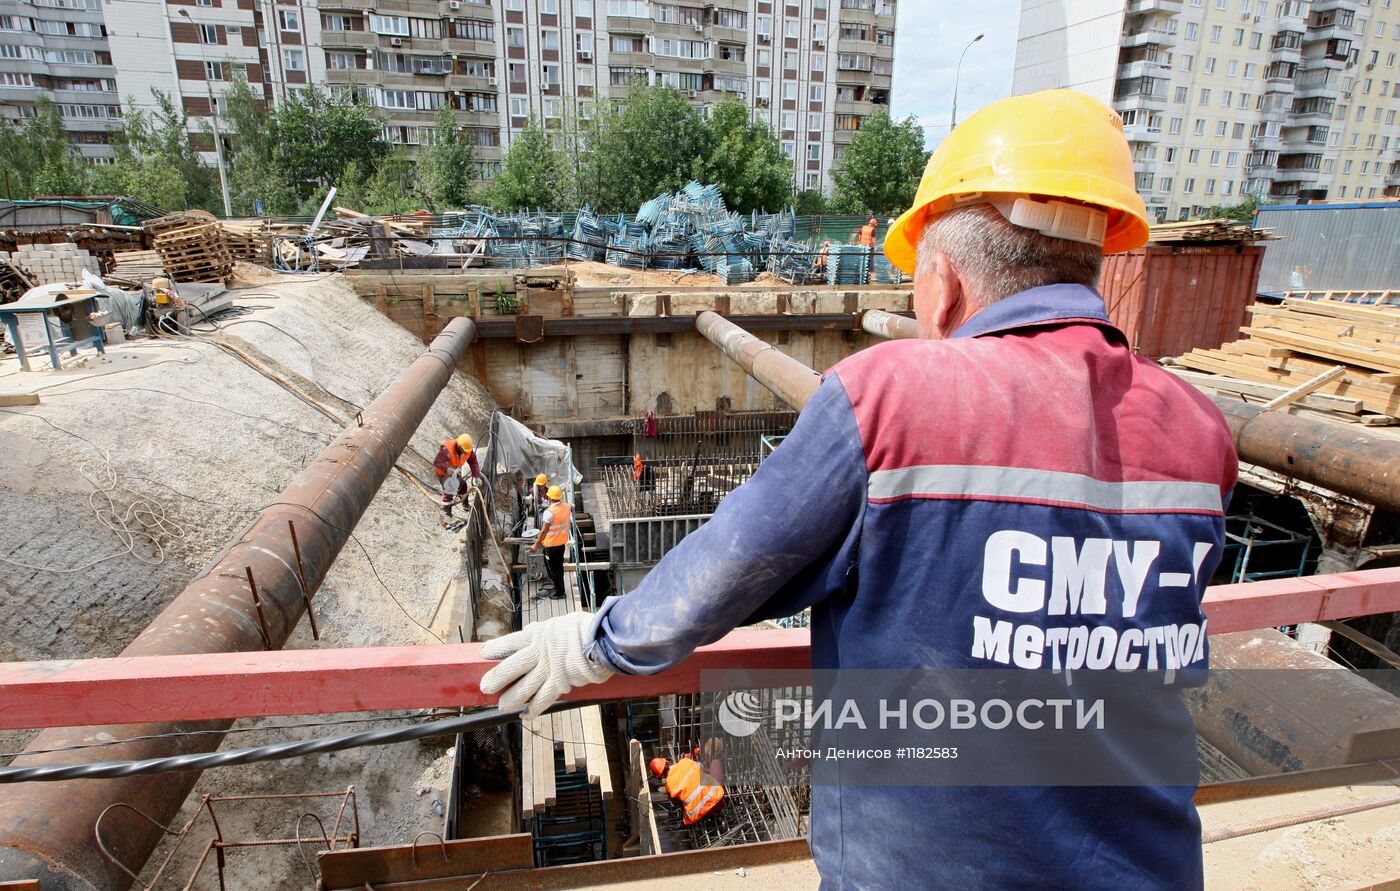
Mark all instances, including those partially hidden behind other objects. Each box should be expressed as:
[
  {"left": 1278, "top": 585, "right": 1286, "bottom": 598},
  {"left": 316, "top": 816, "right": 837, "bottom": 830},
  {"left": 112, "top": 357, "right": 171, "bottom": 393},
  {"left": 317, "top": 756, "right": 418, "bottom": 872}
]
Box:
[
  {"left": 883, "top": 89, "right": 1150, "bottom": 274},
  {"left": 648, "top": 757, "right": 669, "bottom": 778}
]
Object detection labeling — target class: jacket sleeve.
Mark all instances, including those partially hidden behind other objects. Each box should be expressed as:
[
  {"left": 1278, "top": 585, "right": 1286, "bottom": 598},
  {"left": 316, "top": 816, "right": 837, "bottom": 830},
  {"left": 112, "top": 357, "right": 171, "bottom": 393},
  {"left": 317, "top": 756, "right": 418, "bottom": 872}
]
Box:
[
  {"left": 467, "top": 451, "right": 481, "bottom": 479},
  {"left": 433, "top": 446, "right": 450, "bottom": 478},
  {"left": 585, "top": 373, "right": 867, "bottom": 675}
]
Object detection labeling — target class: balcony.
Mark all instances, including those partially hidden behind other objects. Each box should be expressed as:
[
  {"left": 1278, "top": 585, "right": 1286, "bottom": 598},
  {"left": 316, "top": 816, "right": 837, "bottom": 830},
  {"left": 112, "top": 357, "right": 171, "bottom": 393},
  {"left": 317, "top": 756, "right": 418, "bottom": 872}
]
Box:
[
  {"left": 1117, "top": 59, "right": 1172, "bottom": 81},
  {"left": 1292, "top": 75, "right": 1339, "bottom": 99},
  {"left": 1310, "top": 0, "right": 1359, "bottom": 11},
  {"left": 322, "top": 30, "right": 377, "bottom": 50},
  {"left": 1274, "top": 167, "right": 1321, "bottom": 184},
  {"left": 1124, "top": 123, "right": 1164, "bottom": 143},
  {"left": 1126, "top": 0, "right": 1183, "bottom": 12},
  {"left": 1121, "top": 27, "right": 1177, "bottom": 49},
  {"left": 1251, "top": 133, "right": 1283, "bottom": 151},
  {"left": 1303, "top": 23, "right": 1349, "bottom": 43}
]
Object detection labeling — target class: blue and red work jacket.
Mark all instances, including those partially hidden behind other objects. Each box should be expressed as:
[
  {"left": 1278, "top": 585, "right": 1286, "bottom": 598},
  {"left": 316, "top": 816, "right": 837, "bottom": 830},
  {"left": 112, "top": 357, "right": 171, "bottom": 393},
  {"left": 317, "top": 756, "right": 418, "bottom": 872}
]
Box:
[{"left": 585, "top": 284, "right": 1238, "bottom": 889}]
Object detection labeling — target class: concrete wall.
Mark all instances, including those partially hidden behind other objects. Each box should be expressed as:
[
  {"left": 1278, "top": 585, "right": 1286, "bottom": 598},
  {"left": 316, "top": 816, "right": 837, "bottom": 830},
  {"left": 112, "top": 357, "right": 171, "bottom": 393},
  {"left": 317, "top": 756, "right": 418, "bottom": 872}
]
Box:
[{"left": 343, "top": 268, "right": 914, "bottom": 423}]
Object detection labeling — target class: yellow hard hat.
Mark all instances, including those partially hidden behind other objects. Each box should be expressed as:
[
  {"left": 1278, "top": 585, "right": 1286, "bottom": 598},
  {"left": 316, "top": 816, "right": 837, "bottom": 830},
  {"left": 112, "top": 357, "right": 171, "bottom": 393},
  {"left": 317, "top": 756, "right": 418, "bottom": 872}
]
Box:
[
  {"left": 884, "top": 89, "right": 1150, "bottom": 274},
  {"left": 456, "top": 434, "right": 473, "bottom": 452},
  {"left": 535, "top": 473, "right": 548, "bottom": 486},
  {"left": 546, "top": 485, "right": 563, "bottom": 501}
]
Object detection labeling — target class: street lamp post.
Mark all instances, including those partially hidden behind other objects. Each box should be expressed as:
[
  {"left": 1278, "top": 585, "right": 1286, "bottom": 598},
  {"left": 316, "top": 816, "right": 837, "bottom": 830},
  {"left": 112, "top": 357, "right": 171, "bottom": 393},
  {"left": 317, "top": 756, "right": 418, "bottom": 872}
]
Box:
[
  {"left": 950, "top": 33, "right": 984, "bottom": 131},
  {"left": 178, "top": 9, "right": 233, "bottom": 216}
]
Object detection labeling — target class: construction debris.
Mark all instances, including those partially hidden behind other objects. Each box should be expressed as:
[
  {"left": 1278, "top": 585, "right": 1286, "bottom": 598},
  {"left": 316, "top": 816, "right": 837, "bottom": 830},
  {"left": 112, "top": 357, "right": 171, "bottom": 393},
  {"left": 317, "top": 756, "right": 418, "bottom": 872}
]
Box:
[{"left": 1175, "top": 298, "right": 1400, "bottom": 423}]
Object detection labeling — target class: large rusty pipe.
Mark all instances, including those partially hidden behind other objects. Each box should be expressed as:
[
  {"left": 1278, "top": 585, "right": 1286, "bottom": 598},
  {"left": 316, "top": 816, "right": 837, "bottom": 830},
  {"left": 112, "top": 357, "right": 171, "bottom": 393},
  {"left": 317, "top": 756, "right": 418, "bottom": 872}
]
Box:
[
  {"left": 860, "top": 309, "right": 1400, "bottom": 513},
  {"left": 0, "top": 318, "right": 476, "bottom": 890},
  {"left": 695, "top": 311, "right": 822, "bottom": 409}
]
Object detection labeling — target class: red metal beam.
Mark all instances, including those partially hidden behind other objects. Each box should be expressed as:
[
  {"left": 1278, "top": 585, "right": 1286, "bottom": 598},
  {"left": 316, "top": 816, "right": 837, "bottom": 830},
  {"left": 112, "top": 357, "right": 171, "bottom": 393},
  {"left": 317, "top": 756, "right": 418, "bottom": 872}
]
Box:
[{"left": 1, "top": 568, "right": 1398, "bottom": 733}]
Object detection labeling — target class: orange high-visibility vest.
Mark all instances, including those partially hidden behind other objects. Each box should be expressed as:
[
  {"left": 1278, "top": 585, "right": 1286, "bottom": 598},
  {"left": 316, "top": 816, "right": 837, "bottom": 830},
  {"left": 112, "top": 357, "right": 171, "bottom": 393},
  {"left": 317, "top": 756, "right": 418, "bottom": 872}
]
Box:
[
  {"left": 437, "top": 439, "right": 470, "bottom": 479},
  {"left": 540, "top": 501, "right": 572, "bottom": 547},
  {"left": 664, "top": 757, "right": 725, "bottom": 825},
  {"left": 858, "top": 221, "right": 877, "bottom": 247},
  {"left": 632, "top": 452, "right": 644, "bottom": 481}
]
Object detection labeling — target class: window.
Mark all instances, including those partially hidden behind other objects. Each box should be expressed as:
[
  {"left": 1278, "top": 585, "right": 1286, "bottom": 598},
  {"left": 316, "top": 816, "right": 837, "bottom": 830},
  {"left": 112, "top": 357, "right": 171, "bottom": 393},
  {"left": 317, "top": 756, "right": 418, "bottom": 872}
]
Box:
[
  {"left": 809, "top": 84, "right": 823, "bottom": 102},
  {"left": 652, "top": 37, "right": 708, "bottom": 59},
  {"left": 1200, "top": 88, "right": 1211, "bottom": 104},
  {"left": 757, "top": 48, "right": 771, "bottom": 67},
  {"left": 415, "top": 91, "right": 444, "bottom": 110},
  {"left": 834, "top": 113, "right": 862, "bottom": 130},
  {"left": 782, "top": 81, "right": 797, "bottom": 101},
  {"left": 1160, "top": 176, "right": 1173, "bottom": 192},
  {"left": 541, "top": 29, "right": 558, "bottom": 50},
  {"left": 576, "top": 64, "right": 593, "bottom": 86},
  {"left": 1362, "top": 160, "right": 1371, "bottom": 174},
  {"left": 277, "top": 8, "right": 299, "bottom": 31},
  {"left": 1250, "top": 30, "right": 1262, "bottom": 48},
  {"left": 1210, "top": 25, "right": 1222, "bottom": 42},
  {"left": 1210, "top": 150, "right": 1222, "bottom": 165},
  {"left": 1344, "top": 159, "right": 1354, "bottom": 173},
  {"left": 1205, "top": 179, "right": 1216, "bottom": 195},
  {"left": 1169, "top": 117, "right": 1183, "bottom": 134},
  {"left": 1222, "top": 181, "right": 1234, "bottom": 196},
  {"left": 809, "top": 112, "right": 823, "bottom": 132},
  {"left": 510, "top": 97, "right": 528, "bottom": 117},
  {"left": 542, "top": 97, "right": 561, "bottom": 119},
  {"left": 781, "top": 141, "right": 794, "bottom": 159},
  {"left": 541, "top": 0, "right": 558, "bottom": 12},
  {"left": 508, "top": 27, "right": 526, "bottom": 48},
  {"left": 1183, "top": 178, "right": 1195, "bottom": 193},
  {"left": 282, "top": 47, "right": 305, "bottom": 71},
  {"left": 712, "top": 8, "right": 745, "bottom": 28},
  {"left": 1221, "top": 90, "right": 1232, "bottom": 107},
  {"left": 541, "top": 62, "right": 560, "bottom": 85},
  {"left": 197, "top": 23, "right": 219, "bottom": 44},
  {"left": 506, "top": 0, "right": 523, "bottom": 9},
  {"left": 807, "top": 143, "right": 820, "bottom": 161},
  {"left": 1188, "top": 149, "right": 1201, "bottom": 163},
  {"left": 805, "top": 172, "right": 820, "bottom": 189},
  {"left": 1244, "top": 62, "right": 1256, "bottom": 78},
  {"left": 509, "top": 62, "right": 525, "bottom": 82},
  {"left": 1233, "top": 27, "right": 1245, "bottom": 45},
  {"left": 1194, "top": 118, "right": 1206, "bottom": 135},
  {"left": 380, "top": 88, "right": 414, "bottom": 109},
  {"left": 1205, "top": 57, "right": 1216, "bottom": 74},
  {"left": 0, "top": 71, "right": 33, "bottom": 85},
  {"left": 322, "top": 15, "right": 357, "bottom": 31},
  {"left": 1186, "top": 22, "right": 1199, "bottom": 39},
  {"left": 452, "top": 19, "right": 493, "bottom": 40},
  {"left": 781, "top": 111, "right": 795, "bottom": 131},
  {"left": 1233, "top": 122, "right": 1246, "bottom": 138},
  {"left": 784, "top": 18, "right": 799, "bottom": 38},
  {"left": 204, "top": 61, "right": 226, "bottom": 80},
  {"left": 757, "top": 15, "right": 771, "bottom": 37},
  {"left": 1175, "top": 86, "right": 1188, "bottom": 102},
  {"left": 327, "top": 51, "right": 359, "bottom": 70},
  {"left": 410, "top": 18, "right": 440, "bottom": 39},
  {"left": 1181, "top": 54, "right": 1193, "bottom": 72},
  {"left": 369, "top": 14, "right": 408, "bottom": 36},
  {"left": 811, "top": 52, "right": 825, "bottom": 72},
  {"left": 783, "top": 50, "right": 798, "bottom": 69},
  {"left": 1216, "top": 120, "right": 1228, "bottom": 136}
]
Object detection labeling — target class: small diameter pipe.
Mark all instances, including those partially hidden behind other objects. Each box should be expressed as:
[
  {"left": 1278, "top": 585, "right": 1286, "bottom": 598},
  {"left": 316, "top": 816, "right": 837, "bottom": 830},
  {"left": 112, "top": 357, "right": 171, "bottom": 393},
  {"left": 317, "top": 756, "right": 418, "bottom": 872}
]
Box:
[
  {"left": 695, "top": 311, "right": 822, "bottom": 409},
  {"left": 861, "top": 309, "right": 919, "bottom": 340}
]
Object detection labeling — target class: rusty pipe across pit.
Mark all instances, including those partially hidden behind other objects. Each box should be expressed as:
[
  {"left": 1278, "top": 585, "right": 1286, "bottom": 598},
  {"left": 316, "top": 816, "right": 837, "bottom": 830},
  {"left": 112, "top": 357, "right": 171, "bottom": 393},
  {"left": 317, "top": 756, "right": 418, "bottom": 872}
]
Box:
[
  {"left": 861, "top": 309, "right": 919, "bottom": 340},
  {"left": 859, "top": 307, "right": 1400, "bottom": 513},
  {"left": 695, "top": 311, "right": 823, "bottom": 409},
  {"left": 0, "top": 317, "right": 476, "bottom": 890}
]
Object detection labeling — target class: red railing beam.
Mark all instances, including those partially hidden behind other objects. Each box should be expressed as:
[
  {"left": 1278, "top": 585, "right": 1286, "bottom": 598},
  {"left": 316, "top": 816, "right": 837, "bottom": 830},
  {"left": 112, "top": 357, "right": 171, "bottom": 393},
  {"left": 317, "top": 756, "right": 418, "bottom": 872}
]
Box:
[{"left": 1, "top": 568, "right": 1398, "bottom": 733}]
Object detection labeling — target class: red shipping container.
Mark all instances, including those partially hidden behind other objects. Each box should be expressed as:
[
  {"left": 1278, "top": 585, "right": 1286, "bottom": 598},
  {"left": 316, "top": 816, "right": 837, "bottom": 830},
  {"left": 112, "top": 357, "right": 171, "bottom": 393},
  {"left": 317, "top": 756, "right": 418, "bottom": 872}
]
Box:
[{"left": 1099, "top": 244, "right": 1265, "bottom": 360}]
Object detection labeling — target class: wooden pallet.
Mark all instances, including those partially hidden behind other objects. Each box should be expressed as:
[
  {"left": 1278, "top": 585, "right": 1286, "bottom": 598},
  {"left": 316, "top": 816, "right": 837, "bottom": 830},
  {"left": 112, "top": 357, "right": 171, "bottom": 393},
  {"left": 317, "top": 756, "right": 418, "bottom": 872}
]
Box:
[
  {"left": 1176, "top": 298, "right": 1400, "bottom": 422},
  {"left": 153, "top": 223, "right": 231, "bottom": 283},
  {"left": 144, "top": 209, "right": 218, "bottom": 238},
  {"left": 222, "top": 221, "right": 272, "bottom": 264}
]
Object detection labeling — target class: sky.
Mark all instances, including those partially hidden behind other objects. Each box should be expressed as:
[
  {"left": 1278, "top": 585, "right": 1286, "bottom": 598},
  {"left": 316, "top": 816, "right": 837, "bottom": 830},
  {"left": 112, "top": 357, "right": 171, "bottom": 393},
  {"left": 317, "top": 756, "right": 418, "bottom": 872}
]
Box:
[{"left": 890, "top": 0, "right": 1021, "bottom": 152}]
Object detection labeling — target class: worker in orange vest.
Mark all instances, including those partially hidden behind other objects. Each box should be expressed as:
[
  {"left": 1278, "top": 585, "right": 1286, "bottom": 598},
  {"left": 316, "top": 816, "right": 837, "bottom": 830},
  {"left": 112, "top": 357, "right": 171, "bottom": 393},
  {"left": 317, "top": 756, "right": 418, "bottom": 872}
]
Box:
[
  {"left": 433, "top": 434, "right": 480, "bottom": 521},
  {"left": 531, "top": 485, "right": 570, "bottom": 599},
  {"left": 858, "top": 217, "right": 878, "bottom": 247},
  {"left": 649, "top": 754, "right": 726, "bottom": 825}
]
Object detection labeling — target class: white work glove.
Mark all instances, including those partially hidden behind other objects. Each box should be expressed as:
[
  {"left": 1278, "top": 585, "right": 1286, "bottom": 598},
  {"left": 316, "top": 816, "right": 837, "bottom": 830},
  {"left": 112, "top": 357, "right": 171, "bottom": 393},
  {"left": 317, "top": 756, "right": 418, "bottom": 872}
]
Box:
[{"left": 479, "top": 613, "right": 614, "bottom": 717}]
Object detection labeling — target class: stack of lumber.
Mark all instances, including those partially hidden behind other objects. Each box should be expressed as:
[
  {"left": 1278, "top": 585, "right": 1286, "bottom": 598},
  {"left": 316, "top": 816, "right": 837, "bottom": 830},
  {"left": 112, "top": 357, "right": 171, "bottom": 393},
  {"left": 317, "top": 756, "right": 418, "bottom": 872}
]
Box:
[
  {"left": 1148, "top": 218, "right": 1275, "bottom": 244},
  {"left": 143, "top": 210, "right": 218, "bottom": 239},
  {"left": 1176, "top": 299, "right": 1400, "bottom": 424},
  {"left": 221, "top": 220, "right": 272, "bottom": 264},
  {"left": 152, "top": 223, "right": 232, "bottom": 283},
  {"left": 0, "top": 260, "right": 34, "bottom": 304},
  {"left": 107, "top": 249, "right": 165, "bottom": 283}
]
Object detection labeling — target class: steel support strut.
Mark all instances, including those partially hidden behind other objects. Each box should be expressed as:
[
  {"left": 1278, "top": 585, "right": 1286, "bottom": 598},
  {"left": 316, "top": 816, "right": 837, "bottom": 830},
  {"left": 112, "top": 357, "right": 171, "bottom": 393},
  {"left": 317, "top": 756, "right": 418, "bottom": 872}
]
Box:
[
  {"left": 857, "top": 309, "right": 1400, "bottom": 515},
  {"left": 694, "top": 311, "right": 823, "bottom": 409},
  {"left": 0, "top": 318, "right": 476, "bottom": 890}
]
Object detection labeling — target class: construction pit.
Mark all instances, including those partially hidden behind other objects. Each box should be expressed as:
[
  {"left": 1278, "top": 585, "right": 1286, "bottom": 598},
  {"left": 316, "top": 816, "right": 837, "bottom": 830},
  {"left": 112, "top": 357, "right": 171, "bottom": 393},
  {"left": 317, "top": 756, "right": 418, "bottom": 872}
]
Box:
[{"left": 1, "top": 260, "right": 1399, "bottom": 890}]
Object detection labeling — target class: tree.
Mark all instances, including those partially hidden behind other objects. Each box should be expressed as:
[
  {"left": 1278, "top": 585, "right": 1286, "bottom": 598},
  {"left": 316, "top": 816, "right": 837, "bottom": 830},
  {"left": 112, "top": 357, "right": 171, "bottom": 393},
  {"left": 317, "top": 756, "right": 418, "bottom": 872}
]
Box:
[
  {"left": 830, "top": 111, "right": 927, "bottom": 216},
  {"left": 263, "top": 85, "right": 387, "bottom": 208},
  {"left": 416, "top": 107, "right": 477, "bottom": 211},
  {"left": 490, "top": 120, "right": 568, "bottom": 211},
  {"left": 1208, "top": 196, "right": 1263, "bottom": 223},
  {"left": 577, "top": 81, "right": 710, "bottom": 211},
  {"left": 792, "top": 188, "right": 830, "bottom": 216},
  {"left": 222, "top": 74, "right": 296, "bottom": 215},
  {"left": 691, "top": 98, "right": 791, "bottom": 213},
  {"left": 0, "top": 98, "right": 91, "bottom": 198},
  {"left": 92, "top": 91, "right": 219, "bottom": 211}
]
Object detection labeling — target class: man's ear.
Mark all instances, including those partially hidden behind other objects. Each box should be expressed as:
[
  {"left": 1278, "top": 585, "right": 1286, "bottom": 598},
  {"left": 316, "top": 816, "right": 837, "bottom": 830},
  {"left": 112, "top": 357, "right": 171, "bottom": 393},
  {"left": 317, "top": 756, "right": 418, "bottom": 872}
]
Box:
[{"left": 931, "top": 253, "right": 965, "bottom": 337}]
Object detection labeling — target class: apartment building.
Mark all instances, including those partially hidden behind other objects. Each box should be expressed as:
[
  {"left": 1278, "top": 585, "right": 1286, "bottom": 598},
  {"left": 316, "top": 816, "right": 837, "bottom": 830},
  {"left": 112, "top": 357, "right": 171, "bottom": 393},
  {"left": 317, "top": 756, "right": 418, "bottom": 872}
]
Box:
[
  {"left": 1014, "top": 0, "right": 1400, "bottom": 220},
  {"left": 0, "top": 0, "right": 121, "bottom": 162},
  {"left": 315, "top": 0, "right": 895, "bottom": 193},
  {"left": 1, "top": 0, "right": 894, "bottom": 196}
]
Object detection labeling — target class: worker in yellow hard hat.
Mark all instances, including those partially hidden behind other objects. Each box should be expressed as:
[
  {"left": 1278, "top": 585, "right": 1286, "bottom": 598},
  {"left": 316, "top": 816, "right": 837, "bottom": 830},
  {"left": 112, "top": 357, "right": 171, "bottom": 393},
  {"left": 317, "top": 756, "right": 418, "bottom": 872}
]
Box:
[
  {"left": 481, "top": 90, "right": 1237, "bottom": 889},
  {"left": 433, "top": 433, "right": 479, "bottom": 522},
  {"left": 530, "top": 485, "right": 571, "bottom": 599}
]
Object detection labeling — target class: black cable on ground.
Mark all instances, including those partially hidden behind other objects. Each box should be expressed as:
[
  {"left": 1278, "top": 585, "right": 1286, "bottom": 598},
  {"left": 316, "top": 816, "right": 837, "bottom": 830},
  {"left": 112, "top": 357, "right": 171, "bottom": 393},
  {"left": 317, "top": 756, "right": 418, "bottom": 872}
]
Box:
[{"left": 0, "top": 704, "right": 574, "bottom": 783}]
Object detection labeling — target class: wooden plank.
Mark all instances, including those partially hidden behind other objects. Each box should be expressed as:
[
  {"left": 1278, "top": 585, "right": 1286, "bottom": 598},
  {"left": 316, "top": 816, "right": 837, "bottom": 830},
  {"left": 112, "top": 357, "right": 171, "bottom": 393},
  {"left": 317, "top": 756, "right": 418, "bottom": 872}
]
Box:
[
  {"left": 586, "top": 706, "right": 613, "bottom": 799},
  {"left": 1168, "top": 368, "right": 1364, "bottom": 414},
  {"left": 0, "top": 394, "right": 39, "bottom": 407},
  {"left": 521, "top": 714, "right": 536, "bottom": 818},
  {"left": 317, "top": 834, "right": 534, "bottom": 889},
  {"left": 1243, "top": 327, "right": 1400, "bottom": 374},
  {"left": 1262, "top": 365, "right": 1347, "bottom": 410},
  {"left": 539, "top": 720, "right": 556, "bottom": 807}
]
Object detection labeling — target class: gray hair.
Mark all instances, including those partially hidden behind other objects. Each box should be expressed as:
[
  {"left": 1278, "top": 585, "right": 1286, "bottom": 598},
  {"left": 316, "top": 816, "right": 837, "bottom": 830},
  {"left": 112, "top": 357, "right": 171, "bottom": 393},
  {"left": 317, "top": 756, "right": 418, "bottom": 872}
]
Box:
[{"left": 915, "top": 204, "right": 1103, "bottom": 308}]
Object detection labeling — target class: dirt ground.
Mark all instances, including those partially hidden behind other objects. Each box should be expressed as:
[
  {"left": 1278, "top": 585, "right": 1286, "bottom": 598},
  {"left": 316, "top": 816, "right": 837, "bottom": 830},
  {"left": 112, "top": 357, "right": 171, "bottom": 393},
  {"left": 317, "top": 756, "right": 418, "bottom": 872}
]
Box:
[
  {"left": 561, "top": 259, "right": 728, "bottom": 289},
  {"left": 0, "top": 269, "right": 497, "bottom": 888}
]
